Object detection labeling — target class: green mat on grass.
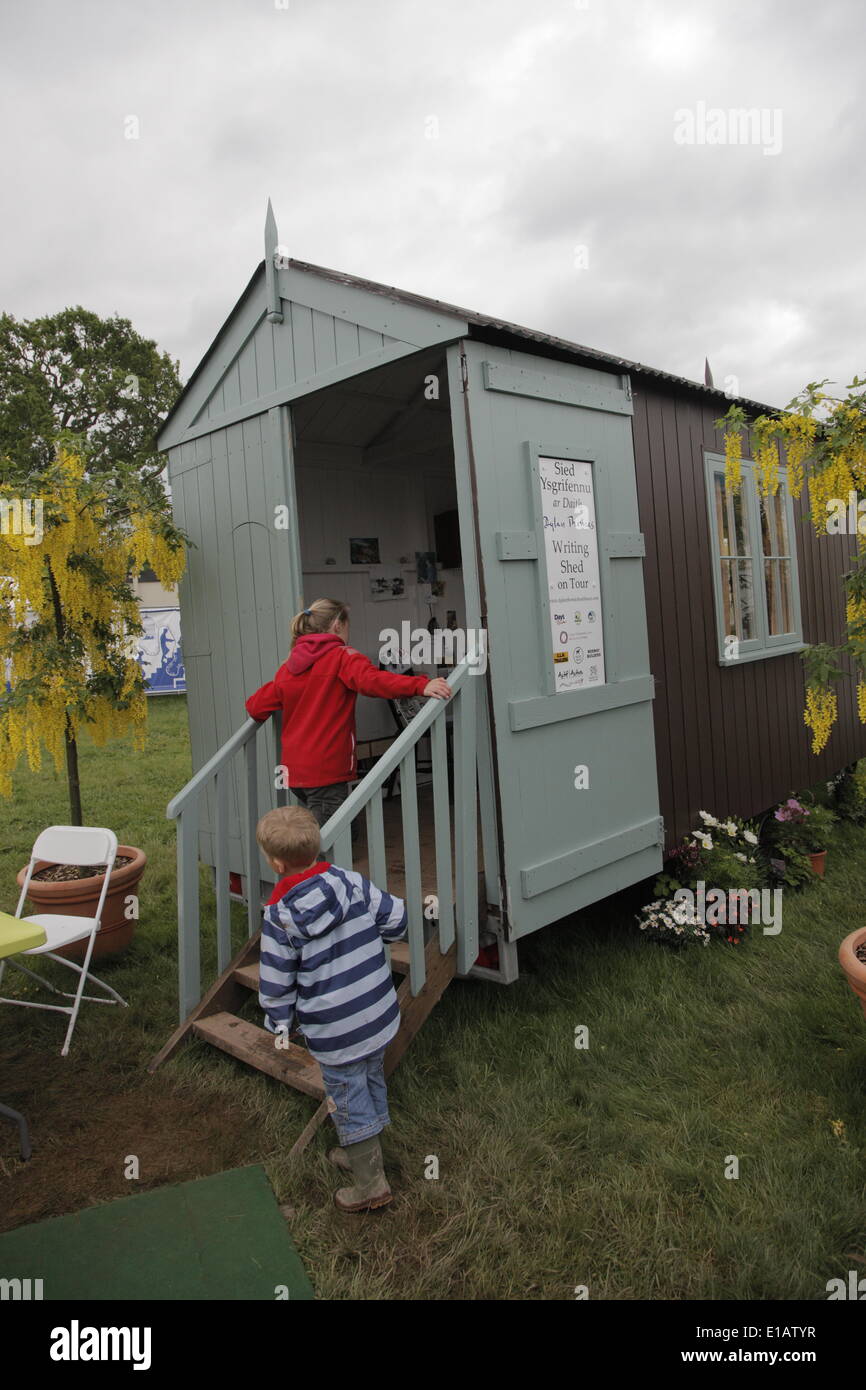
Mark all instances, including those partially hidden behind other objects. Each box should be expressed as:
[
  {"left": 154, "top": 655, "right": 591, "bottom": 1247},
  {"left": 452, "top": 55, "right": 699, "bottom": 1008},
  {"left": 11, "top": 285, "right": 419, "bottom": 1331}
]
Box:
[{"left": 0, "top": 1164, "right": 314, "bottom": 1300}]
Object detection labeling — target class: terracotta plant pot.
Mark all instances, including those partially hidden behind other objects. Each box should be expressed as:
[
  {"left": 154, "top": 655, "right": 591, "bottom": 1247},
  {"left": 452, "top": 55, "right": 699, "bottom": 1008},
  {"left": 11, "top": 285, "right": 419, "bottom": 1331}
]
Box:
[
  {"left": 16, "top": 846, "right": 147, "bottom": 962},
  {"left": 839, "top": 927, "right": 866, "bottom": 1021},
  {"left": 808, "top": 850, "right": 827, "bottom": 877}
]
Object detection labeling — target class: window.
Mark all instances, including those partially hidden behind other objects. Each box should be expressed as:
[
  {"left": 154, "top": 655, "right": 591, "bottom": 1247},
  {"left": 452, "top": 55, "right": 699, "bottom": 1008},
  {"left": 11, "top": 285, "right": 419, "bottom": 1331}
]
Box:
[{"left": 705, "top": 453, "right": 803, "bottom": 664}]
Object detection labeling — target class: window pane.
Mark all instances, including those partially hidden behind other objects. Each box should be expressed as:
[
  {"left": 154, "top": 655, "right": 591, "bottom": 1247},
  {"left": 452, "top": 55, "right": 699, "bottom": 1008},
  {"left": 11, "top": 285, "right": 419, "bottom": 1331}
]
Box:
[
  {"left": 765, "top": 558, "right": 794, "bottom": 635},
  {"left": 760, "top": 489, "right": 789, "bottom": 558},
  {"left": 715, "top": 474, "right": 750, "bottom": 557},
  {"left": 721, "top": 558, "right": 755, "bottom": 640}
]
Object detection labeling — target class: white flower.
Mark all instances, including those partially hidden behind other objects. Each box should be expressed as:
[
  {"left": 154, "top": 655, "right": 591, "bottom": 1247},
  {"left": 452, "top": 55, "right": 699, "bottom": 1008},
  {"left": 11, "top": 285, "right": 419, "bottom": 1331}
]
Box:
[
  {"left": 743, "top": 830, "right": 758, "bottom": 845},
  {"left": 693, "top": 832, "right": 713, "bottom": 850},
  {"left": 724, "top": 821, "right": 738, "bottom": 836},
  {"left": 699, "top": 811, "right": 719, "bottom": 827},
  {"left": 734, "top": 852, "right": 748, "bottom": 863}
]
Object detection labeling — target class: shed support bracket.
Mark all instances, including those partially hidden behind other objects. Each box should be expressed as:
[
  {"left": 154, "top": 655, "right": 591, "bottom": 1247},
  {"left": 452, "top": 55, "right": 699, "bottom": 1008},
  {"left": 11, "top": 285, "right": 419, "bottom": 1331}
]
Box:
[
  {"left": 605, "top": 532, "right": 645, "bottom": 558},
  {"left": 520, "top": 816, "right": 664, "bottom": 898},
  {"left": 496, "top": 531, "right": 538, "bottom": 561}
]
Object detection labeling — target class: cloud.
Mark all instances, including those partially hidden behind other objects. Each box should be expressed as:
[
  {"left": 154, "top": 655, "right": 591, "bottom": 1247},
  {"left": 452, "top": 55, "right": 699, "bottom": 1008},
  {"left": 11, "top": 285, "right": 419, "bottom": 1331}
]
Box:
[{"left": 0, "top": 0, "right": 861, "bottom": 409}]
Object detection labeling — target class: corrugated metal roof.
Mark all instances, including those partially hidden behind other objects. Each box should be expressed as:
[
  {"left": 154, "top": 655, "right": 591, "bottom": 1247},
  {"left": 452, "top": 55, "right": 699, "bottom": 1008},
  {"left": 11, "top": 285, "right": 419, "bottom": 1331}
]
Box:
[
  {"left": 287, "top": 256, "right": 777, "bottom": 416},
  {"left": 159, "top": 255, "right": 776, "bottom": 445}
]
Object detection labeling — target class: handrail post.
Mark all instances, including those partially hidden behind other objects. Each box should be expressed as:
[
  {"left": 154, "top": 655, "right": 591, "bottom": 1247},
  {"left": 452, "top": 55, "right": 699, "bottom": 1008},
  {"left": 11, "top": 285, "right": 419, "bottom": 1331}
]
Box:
[
  {"left": 399, "top": 750, "right": 425, "bottom": 994},
  {"left": 244, "top": 736, "right": 262, "bottom": 938},
  {"left": 176, "top": 804, "right": 201, "bottom": 1023},
  {"left": 453, "top": 671, "right": 478, "bottom": 974},
  {"left": 214, "top": 769, "right": 231, "bottom": 973}
]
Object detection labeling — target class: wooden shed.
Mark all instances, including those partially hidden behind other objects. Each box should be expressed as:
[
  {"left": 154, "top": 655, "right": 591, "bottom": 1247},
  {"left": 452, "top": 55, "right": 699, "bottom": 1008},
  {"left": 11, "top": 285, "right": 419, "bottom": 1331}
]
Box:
[{"left": 150, "top": 205, "right": 865, "bottom": 1119}]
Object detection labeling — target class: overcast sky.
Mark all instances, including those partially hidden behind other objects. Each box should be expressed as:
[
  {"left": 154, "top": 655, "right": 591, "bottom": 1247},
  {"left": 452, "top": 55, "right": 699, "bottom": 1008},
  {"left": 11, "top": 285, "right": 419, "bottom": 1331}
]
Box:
[{"left": 1, "top": 0, "right": 861, "bottom": 410}]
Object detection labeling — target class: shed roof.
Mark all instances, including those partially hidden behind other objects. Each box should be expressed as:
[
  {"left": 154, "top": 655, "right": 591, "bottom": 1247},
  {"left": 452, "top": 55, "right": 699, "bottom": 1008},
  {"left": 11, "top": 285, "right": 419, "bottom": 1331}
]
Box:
[
  {"left": 286, "top": 256, "right": 776, "bottom": 415},
  {"left": 159, "top": 254, "right": 776, "bottom": 445}
]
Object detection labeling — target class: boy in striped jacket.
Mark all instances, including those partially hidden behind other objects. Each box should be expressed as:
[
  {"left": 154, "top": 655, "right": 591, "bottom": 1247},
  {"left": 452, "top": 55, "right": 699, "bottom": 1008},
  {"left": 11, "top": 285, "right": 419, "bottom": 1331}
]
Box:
[{"left": 256, "top": 805, "right": 407, "bottom": 1212}]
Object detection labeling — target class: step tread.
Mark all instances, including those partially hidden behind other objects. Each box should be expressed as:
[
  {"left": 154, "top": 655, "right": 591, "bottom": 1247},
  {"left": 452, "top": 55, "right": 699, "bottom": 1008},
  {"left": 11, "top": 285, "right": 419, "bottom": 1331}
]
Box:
[
  {"left": 234, "top": 943, "right": 411, "bottom": 990},
  {"left": 192, "top": 1011, "right": 325, "bottom": 1099}
]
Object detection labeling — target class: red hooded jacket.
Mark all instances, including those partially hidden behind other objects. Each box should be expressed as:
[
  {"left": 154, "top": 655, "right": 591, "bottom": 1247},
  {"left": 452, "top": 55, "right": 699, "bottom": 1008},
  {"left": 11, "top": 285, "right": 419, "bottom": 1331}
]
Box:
[{"left": 245, "top": 634, "right": 430, "bottom": 788}]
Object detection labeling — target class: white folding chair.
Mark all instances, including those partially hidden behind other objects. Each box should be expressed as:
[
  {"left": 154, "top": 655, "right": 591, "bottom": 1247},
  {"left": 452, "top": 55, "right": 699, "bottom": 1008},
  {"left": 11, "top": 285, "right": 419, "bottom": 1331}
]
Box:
[{"left": 0, "top": 826, "right": 129, "bottom": 1056}]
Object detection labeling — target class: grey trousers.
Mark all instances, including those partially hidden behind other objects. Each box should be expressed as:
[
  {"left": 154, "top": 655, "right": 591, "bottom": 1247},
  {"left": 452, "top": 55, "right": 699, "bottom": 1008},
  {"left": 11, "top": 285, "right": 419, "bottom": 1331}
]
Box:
[{"left": 290, "top": 783, "right": 359, "bottom": 849}]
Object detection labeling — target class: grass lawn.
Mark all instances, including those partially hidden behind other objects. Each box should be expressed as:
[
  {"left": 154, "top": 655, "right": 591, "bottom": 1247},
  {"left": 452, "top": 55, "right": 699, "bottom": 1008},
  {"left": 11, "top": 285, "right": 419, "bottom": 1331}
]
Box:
[{"left": 1, "top": 694, "right": 866, "bottom": 1299}]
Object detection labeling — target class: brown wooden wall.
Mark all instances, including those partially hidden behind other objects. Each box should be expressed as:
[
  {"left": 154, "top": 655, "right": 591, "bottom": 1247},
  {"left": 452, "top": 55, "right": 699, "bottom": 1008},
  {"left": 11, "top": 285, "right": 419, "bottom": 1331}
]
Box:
[{"left": 631, "top": 381, "right": 866, "bottom": 851}]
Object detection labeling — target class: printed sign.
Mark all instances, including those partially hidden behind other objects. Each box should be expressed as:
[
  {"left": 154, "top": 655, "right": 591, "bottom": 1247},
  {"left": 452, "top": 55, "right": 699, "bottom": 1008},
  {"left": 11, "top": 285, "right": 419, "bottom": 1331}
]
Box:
[
  {"left": 538, "top": 456, "right": 605, "bottom": 691},
  {"left": 137, "top": 608, "right": 186, "bottom": 693}
]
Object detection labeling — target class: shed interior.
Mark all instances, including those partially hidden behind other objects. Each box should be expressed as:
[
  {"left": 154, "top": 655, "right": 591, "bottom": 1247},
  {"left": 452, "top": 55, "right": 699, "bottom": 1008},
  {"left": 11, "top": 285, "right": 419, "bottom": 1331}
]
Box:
[
  {"left": 292, "top": 346, "right": 466, "bottom": 742},
  {"left": 290, "top": 346, "right": 484, "bottom": 903}
]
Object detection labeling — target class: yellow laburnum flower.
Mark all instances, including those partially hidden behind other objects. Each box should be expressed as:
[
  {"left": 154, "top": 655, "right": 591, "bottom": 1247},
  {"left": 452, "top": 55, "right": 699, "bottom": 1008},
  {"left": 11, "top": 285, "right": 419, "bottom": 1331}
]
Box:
[
  {"left": 804, "top": 686, "right": 837, "bottom": 754},
  {"left": 724, "top": 431, "right": 742, "bottom": 493},
  {"left": 778, "top": 413, "right": 816, "bottom": 499},
  {"left": 0, "top": 446, "right": 187, "bottom": 801}
]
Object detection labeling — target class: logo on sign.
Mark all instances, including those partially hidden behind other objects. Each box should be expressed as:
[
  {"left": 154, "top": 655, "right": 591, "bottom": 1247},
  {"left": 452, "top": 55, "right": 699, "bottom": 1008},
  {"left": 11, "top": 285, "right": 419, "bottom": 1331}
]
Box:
[{"left": 554, "top": 651, "right": 568, "bottom": 664}]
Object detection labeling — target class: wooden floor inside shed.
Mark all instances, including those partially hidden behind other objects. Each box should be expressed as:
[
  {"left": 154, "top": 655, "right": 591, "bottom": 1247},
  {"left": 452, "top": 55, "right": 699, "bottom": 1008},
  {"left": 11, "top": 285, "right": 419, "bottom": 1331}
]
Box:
[{"left": 334, "top": 779, "right": 485, "bottom": 907}]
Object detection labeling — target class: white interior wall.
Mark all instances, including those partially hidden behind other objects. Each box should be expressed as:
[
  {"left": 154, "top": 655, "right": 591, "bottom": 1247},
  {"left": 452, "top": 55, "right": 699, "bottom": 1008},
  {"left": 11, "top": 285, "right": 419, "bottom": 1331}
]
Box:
[{"left": 295, "top": 442, "right": 465, "bottom": 741}]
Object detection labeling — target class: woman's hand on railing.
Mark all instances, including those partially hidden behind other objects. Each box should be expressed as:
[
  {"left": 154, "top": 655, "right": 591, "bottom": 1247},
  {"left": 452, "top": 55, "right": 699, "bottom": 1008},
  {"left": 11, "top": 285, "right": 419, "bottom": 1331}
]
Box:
[{"left": 423, "top": 678, "right": 452, "bottom": 700}]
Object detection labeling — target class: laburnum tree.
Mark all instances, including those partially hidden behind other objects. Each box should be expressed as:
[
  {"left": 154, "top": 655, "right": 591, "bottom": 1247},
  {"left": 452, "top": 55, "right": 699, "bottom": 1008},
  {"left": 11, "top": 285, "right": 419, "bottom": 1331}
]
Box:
[
  {"left": 0, "top": 307, "right": 186, "bottom": 824},
  {"left": 0, "top": 442, "right": 187, "bottom": 822},
  {"left": 717, "top": 375, "right": 866, "bottom": 754}
]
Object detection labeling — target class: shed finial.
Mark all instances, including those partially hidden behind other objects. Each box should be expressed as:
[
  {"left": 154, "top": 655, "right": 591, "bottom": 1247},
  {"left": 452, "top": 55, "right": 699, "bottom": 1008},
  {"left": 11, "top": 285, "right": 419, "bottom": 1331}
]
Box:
[
  {"left": 265, "top": 198, "right": 285, "bottom": 324},
  {"left": 704, "top": 357, "right": 714, "bottom": 389}
]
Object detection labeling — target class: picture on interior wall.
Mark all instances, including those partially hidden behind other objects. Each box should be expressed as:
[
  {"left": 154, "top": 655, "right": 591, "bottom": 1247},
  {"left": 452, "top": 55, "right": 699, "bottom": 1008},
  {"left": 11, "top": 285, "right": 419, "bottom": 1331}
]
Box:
[
  {"left": 350, "top": 536, "right": 380, "bottom": 565},
  {"left": 369, "top": 567, "right": 406, "bottom": 601},
  {"left": 415, "top": 551, "right": 437, "bottom": 584}
]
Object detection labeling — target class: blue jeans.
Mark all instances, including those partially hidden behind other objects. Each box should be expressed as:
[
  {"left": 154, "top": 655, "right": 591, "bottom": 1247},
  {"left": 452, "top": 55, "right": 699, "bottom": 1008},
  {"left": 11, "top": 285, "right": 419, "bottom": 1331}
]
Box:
[{"left": 318, "top": 1048, "right": 390, "bottom": 1146}]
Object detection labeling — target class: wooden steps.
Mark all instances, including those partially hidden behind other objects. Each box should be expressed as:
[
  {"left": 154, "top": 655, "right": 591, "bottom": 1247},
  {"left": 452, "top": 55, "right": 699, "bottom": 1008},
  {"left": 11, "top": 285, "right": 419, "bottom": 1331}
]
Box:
[
  {"left": 192, "top": 1012, "right": 325, "bottom": 1098},
  {"left": 148, "top": 930, "right": 455, "bottom": 1154},
  {"left": 232, "top": 942, "right": 410, "bottom": 991}
]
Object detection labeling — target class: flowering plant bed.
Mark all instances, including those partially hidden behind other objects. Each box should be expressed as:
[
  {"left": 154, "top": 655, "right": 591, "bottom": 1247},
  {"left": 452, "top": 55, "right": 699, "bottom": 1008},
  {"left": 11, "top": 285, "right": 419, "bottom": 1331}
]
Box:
[{"left": 638, "top": 810, "right": 768, "bottom": 948}]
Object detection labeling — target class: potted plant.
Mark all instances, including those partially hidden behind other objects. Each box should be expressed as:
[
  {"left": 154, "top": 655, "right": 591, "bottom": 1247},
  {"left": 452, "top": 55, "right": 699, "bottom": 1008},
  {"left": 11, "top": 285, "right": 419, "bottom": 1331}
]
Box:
[
  {"left": 770, "top": 797, "right": 835, "bottom": 878},
  {"left": 800, "top": 802, "right": 835, "bottom": 876},
  {"left": 15, "top": 846, "right": 148, "bottom": 962},
  {"left": 839, "top": 927, "right": 866, "bottom": 1021},
  {"left": 0, "top": 330, "right": 186, "bottom": 956}
]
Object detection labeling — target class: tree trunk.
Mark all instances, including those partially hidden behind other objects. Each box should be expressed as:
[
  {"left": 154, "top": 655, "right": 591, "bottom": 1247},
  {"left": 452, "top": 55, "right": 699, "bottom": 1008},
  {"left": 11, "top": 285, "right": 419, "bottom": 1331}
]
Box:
[
  {"left": 65, "top": 712, "right": 82, "bottom": 826},
  {"left": 46, "top": 559, "right": 83, "bottom": 825}
]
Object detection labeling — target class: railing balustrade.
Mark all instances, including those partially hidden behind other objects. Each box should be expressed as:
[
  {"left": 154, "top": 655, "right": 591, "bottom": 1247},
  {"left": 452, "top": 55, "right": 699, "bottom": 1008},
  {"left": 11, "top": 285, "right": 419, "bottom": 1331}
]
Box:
[{"left": 166, "top": 657, "right": 479, "bottom": 1022}]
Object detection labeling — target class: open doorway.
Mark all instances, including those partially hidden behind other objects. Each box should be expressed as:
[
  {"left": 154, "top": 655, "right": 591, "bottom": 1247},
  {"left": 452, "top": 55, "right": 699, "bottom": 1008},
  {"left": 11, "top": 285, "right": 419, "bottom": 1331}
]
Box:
[{"left": 290, "top": 346, "right": 482, "bottom": 905}]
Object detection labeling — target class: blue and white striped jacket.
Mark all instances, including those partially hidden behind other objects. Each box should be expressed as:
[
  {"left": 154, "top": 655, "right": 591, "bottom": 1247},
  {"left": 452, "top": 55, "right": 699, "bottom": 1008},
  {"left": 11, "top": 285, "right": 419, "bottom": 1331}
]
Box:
[{"left": 258, "top": 864, "right": 407, "bottom": 1066}]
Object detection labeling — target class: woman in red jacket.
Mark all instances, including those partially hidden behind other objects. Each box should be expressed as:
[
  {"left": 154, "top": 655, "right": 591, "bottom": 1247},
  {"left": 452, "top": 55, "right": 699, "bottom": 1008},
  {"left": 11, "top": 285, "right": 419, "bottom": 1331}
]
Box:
[{"left": 246, "top": 597, "right": 451, "bottom": 829}]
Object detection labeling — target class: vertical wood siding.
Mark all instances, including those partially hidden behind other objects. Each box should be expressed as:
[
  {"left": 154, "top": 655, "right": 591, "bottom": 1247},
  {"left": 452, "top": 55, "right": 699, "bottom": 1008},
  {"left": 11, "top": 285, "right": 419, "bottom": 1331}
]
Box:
[
  {"left": 200, "top": 305, "right": 396, "bottom": 424},
  {"left": 632, "top": 383, "right": 866, "bottom": 850}
]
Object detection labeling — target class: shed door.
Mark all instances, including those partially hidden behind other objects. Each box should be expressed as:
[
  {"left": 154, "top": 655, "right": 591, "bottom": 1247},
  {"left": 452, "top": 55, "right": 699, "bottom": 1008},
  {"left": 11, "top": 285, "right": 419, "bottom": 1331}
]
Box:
[{"left": 447, "top": 339, "right": 662, "bottom": 940}]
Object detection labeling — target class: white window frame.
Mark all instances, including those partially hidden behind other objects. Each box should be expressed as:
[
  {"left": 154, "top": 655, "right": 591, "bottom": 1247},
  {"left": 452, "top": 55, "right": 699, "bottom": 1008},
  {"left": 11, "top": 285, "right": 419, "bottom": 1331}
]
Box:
[{"left": 704, "top": 452, "right": 804, "bottom": 666}]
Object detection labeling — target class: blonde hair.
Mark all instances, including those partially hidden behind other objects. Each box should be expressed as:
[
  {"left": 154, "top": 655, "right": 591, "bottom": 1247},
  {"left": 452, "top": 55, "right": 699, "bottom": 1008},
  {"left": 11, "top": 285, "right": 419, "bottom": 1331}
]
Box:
[
  {"left": 290, "top": 597, "right": 349, "bottom": 647},
  {"left": 256, "top": 806, "right": 321, "bottom": 868}
]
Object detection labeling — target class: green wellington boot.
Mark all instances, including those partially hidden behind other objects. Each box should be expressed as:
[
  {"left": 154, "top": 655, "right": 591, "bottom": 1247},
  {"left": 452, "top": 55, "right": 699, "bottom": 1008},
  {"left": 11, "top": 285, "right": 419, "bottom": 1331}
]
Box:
[
  {"left": 333, "top": 1135, "right": 393, "bottom": 1212},
  {"left": 327, "top": 1146, "right": 352, "bottom": 1173}
]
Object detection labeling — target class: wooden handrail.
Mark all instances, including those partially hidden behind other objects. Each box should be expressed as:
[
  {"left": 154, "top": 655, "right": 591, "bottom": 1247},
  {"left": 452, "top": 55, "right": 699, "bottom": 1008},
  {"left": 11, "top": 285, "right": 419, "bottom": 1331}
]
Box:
[{"left": 167, "top": 655, "right": 479, "bottom": 1020}]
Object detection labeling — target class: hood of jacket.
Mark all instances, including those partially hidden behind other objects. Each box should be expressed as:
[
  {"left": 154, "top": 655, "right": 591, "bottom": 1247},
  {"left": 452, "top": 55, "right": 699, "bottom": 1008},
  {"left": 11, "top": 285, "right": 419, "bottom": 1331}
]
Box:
[{"left": 287, "top": 632, "right": 345, "bottom": 674}]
